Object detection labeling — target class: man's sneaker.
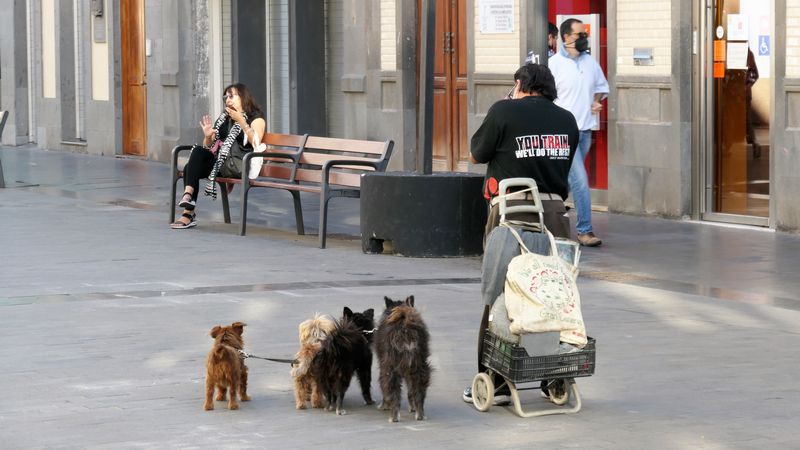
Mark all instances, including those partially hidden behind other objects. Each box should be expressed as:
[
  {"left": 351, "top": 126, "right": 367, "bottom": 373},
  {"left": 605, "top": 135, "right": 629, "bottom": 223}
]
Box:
[
  {"left": 462, "top": 386, "right": 512, "bottom": 406},
  {"left": 577, "top": 232, "right": 602, "bottom": 247}
]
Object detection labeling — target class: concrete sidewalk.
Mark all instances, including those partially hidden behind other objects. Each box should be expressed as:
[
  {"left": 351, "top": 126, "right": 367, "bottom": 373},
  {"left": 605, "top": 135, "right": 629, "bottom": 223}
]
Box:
[{"left": 1, "top": 145, "right": 800, "bottom": 449}]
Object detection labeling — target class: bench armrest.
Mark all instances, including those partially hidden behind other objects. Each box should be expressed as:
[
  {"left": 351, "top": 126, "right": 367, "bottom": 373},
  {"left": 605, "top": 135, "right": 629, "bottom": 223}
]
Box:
[
  {"left": 171, "top": 145, "right": 195, "bottom": 175},
  {"left": 321, "top": 159, "right": 382, "bottom": 186},
  {"left": 242, "top": 150, "right": 301, "bottom": 182}
]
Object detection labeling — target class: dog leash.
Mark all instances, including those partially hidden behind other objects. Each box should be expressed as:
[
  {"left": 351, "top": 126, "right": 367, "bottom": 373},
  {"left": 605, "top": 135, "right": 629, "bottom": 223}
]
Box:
[{"left": 238, "top": 349, "right": 297, "bottom": 365}]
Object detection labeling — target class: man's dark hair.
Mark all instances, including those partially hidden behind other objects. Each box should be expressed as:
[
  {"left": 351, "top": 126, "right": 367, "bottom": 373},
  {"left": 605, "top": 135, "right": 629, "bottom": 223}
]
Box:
[
  {"left": 559, "top": 18, "right": 583, "bottom": 41},
  {"left": 514, "top": 64, "right": 557, "bottom": 101},
  {"left": 548, "top": 22, "right": 558, "bottom": 38}
]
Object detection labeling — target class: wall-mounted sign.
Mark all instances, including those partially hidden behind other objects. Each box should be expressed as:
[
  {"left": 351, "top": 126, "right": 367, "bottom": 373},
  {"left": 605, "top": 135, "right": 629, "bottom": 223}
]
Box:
[
  {"left": 716, "top": 26, "right": 724, "bottom": 39},
  {"left": 479, "top": 0, "right": 514, "bottom": 34}
]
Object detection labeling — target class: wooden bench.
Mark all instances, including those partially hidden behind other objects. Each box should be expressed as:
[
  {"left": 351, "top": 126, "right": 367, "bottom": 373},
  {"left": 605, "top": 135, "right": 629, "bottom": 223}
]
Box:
[{"left": 170, "top": 133, "right": 394, "bottom": 248}]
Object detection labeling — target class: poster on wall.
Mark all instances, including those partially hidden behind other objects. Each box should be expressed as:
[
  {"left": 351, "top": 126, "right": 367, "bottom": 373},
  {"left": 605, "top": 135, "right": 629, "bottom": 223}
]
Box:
[{"left": 479, "top": 0, "right": 514, "bottom": 34}]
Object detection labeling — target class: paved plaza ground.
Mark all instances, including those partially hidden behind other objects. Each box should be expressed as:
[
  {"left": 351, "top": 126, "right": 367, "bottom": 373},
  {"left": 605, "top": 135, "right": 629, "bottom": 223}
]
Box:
[{"left": 1, "top": 146, "right": 799, "bottom": 449}]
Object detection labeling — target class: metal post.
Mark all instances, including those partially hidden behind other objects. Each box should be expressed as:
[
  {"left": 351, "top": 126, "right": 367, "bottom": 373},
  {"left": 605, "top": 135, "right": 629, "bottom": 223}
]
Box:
[
  {"left": 417, "top": 0, "right": 435, "bottom": 174},
  {"left": 529, "top": 0, "right": 549, "bottom": 66}
]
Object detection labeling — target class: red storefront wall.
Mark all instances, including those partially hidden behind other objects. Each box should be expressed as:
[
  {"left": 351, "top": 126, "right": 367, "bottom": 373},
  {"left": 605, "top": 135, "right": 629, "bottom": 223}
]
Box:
[{"left": 549, "top": 0, "right": 608, "bottom": 190}]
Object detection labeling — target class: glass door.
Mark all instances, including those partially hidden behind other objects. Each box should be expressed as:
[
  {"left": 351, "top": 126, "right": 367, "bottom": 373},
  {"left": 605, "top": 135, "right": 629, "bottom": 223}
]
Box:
[{"left": 702, "top": 0, "right": 772, "bottom": 225}]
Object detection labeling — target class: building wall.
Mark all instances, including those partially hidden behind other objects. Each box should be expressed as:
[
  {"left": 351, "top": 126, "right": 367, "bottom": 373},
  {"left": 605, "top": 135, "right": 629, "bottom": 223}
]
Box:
[
  {"left": 775, "top": 0, "right": 800, "bottom": 231},
  {"left": 607, "top": 0, "right": 692, "bottom": 218},
  {"left": 0, "top": 0, "right": 30, "bottom": 146},
  {"left": 615, "top": 0, "right": 671, "bottom": 76}
]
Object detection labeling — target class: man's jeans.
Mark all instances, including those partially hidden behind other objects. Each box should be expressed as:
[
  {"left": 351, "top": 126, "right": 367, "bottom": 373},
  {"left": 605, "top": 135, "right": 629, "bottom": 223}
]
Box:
[{"left": 569, "top": 130, "right": 593, "bottom": 235}]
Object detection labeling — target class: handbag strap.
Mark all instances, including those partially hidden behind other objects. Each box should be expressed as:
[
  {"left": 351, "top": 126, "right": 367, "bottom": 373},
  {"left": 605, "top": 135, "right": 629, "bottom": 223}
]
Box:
[{"left": 500, "top": 222, "right": 558, "bottom": 256}]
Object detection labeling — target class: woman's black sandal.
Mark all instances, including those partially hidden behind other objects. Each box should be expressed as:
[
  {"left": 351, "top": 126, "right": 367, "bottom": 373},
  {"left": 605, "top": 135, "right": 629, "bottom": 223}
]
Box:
[
  {"left": 170, "top": 212, "right": 197, "bottom": 229},
  {"left": 178, "top": 192, "right": 196, "bottom": 211}
]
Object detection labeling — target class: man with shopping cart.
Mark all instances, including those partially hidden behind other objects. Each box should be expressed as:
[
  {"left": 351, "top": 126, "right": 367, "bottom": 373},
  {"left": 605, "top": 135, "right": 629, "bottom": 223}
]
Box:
[{"left": 465, "top": 63, "right": 579, "bottom": 406}]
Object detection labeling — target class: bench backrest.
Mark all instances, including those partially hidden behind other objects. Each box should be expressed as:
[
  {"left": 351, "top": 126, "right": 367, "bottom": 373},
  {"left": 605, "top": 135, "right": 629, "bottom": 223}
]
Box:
[
  {"left": 295, "top": 136, "right": 394, "bottom": 187},
  {"left": 258, "top": 132, "right": 307, "bottom": 179}
]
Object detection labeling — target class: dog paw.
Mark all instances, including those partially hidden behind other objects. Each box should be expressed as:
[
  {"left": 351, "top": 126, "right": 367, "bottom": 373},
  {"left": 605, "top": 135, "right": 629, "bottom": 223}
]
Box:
[
  {"left": 229, "top": 403, "right": 239, "bottom": 410},
  {"left": 336, "top": 409, "right": 347, "bottom": 416},
  {"left": 377, "top": 401, "right": 389, "bottom": 410},
  {"left": 364, "top": 399, "right": 375, "bottom": 405},
  {"left": 389, "top": 415, "right": 399, "bottom": 423},
  {"left": 296, "top": 403, "right": 307, "bottom": 410},
  {"left": 241, "top": 394, "right": 251, "bottom": 402},
  {"left": 203, "top": 403, "right": 214, "bottom": 411},
  {"left": 415, "top": 413, "right": 426, "bottom": 421}
]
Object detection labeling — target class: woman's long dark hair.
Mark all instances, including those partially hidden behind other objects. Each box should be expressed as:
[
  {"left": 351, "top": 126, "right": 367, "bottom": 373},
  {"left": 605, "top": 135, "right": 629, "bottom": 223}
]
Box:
[{"left": 224, "top": 83, "right": 263, "bottom": 118}]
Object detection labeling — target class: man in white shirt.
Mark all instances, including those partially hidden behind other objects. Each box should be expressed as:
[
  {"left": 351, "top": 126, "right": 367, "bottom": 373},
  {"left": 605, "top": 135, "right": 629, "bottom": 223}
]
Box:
[{"left": 549, "top": 18, "right": 609, "bottom": 247}]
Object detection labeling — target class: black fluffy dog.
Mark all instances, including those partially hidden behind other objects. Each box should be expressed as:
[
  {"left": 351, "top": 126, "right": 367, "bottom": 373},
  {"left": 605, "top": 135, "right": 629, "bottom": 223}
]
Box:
[
  {"left": 310, "top": 307, "right": 374, "bottom": 415},
  {"left": 375, "top": 295, "right": 432, "bottom": 422},
  {"left": 343, "top": 307, "right": 375, "bottom": 405}
]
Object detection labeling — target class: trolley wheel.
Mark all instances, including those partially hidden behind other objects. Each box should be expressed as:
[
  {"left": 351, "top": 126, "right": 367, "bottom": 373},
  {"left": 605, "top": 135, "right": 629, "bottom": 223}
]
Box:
[
  {"left": 547, "top": 379, "right": 570, "bottom": 406},
  {"left": 471, "top": 373, "right": 494, "bottom": 412}
]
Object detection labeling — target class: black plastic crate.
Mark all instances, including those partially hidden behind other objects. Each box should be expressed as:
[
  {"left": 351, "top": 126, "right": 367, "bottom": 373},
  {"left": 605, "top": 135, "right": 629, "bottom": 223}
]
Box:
[{"left": 481, "top": 331, "right": 596, "bottom": 384}]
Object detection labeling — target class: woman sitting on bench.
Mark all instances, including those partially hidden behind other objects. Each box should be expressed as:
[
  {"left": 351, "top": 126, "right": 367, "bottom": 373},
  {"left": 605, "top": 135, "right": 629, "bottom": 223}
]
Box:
[{"left": 171, "top": 83, "right": 266, "bottom": 229}]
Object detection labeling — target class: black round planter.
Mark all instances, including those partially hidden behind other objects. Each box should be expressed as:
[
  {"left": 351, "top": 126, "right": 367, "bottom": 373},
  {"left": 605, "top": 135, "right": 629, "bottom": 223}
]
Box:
[{"left": 361, "top": 171, "right": 487, "bottom": 257}]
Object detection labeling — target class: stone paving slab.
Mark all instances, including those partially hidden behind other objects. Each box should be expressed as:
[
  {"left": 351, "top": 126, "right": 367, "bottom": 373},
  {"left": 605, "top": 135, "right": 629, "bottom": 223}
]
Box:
[{"left": 2, "top": 146, "right": 800, "bottom": 448}]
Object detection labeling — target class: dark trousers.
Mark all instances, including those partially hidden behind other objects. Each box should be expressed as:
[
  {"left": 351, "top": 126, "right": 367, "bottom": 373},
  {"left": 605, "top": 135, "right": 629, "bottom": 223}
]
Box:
[{"left": 182, "top": 147, "right": 216, "bottom": 202}]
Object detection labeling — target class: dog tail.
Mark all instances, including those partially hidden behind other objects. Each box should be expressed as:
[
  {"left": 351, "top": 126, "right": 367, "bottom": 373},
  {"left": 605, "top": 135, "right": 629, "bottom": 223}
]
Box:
[{"left": 385, "top": 305, "right": 421, "bottom": 328}]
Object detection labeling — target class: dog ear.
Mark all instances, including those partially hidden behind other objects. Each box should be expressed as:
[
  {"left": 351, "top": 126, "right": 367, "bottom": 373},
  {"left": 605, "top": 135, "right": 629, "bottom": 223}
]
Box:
[
  {"left": 384, "top": 296, "right": 393, "bottom": 308},
  {"left": 405, "top": 295, "right": 415, "bottom": 307},
  {"left": 231, "top": 322, "right": 246, "bottom": 335},
  {"left": 209, "top": 326, "right": 222, "bottom": 338},
  {"left": 364, "top": 308, "right": 374, "bottom": 320},
  {"left": 343, "top": 307, "right": 353, "bottom": 318}
]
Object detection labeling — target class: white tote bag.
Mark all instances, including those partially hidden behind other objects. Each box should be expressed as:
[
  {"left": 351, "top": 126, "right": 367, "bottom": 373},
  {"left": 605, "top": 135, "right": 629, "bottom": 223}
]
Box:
[
  {"left": 245, "top": 131, "right": 267, "bottom": 180},
  {"left": 503, "top": 224, "right": 587, "bottom": 347}
]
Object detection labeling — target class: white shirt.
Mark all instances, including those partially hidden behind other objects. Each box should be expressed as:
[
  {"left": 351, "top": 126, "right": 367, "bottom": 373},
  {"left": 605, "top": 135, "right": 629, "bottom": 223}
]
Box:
[{"left": 549, "top": 49, "right": 609, "bottom": 131}]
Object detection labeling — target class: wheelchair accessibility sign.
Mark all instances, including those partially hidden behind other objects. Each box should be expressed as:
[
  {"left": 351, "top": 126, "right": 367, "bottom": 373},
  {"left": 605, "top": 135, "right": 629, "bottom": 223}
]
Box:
[{"left": 759, "top": 36, "right": 770, "bottom": 56}]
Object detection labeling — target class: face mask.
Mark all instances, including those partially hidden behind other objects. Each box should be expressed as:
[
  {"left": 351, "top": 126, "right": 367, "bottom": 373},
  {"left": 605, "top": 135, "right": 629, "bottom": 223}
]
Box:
[{"left": 574, "top": 34, "right": 589, "bottom": 53}]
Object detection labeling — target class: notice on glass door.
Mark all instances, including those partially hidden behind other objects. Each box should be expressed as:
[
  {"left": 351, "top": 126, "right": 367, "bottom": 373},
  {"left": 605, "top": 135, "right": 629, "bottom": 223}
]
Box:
[
  {"left": 479, "top": 0, "right": 515, "bottom": 34},
  {"left": 726, "top": 42, "right": 749, "bottom": 69},
  {"left": 727, "top": 14, "right": 749, "bottom": 41}
]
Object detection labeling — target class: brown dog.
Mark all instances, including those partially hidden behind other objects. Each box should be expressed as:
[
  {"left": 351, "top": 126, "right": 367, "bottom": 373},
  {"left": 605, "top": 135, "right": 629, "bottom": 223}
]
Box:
[
  {"left": 204, "top": 322, "right": 250, "bottom": 410},
  {"left": 291, "top": 314, "right": 336, "bottom": 409}
]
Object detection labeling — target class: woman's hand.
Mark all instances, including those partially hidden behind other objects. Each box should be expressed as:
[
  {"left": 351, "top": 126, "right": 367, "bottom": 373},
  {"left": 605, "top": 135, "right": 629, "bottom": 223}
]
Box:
[
  {"left": 225, "top": 106, "right": 245, "bottom": 126},
  {"left": 200, "top": 115, "right": 214, "bottom": 139}
]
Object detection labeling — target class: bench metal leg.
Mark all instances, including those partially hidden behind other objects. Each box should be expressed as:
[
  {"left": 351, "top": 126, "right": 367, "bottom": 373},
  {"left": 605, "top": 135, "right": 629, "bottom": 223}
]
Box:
[
  {"left": 170, "top": 176, "right": 179, "bottom": 223},
  {"left": 0, "top": 157, "right": 5, "bottom": 189},
  {"left": 219, "top": 182, "right": 231, "bottom": 224},
  {"left": 239, "top": 185, "right": 250, "bottom": 236},
  {"left": 319, "top": 191, "right": 331, "bottom": 249},
  {"left": 290, "top": 191, "right": 305, "bottom": 235}
]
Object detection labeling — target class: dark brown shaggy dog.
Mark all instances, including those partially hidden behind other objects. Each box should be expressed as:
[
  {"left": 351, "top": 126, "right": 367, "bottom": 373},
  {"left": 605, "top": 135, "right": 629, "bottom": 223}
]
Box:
[
  {"left": 375, "top": 295, "right": 432, "bottom": 422},
  {"left": 310, "top": 308, "right": 374, "bottom": 415},
  {"left": 204, "top": 322, "right": 250, "bottom": 411}
]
